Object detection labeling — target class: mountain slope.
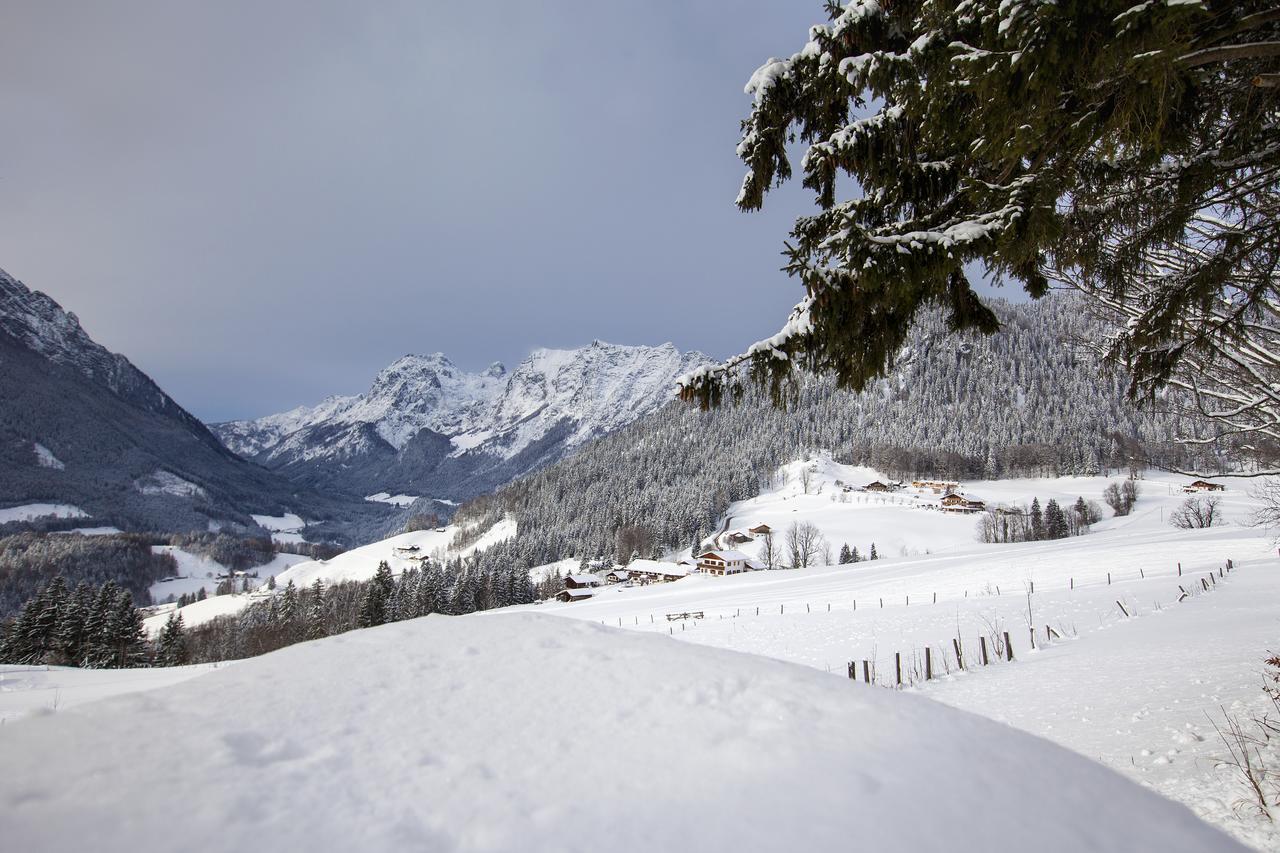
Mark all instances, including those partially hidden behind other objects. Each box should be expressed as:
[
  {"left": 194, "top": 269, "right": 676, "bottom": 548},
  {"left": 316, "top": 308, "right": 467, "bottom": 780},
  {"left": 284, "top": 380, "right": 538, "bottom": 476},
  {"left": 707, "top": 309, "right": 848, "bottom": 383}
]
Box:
[
  {"left": 448, "top": 294, "right": 1219, "bottom": 568},
  {"left": 0, "top": 268, "right": 377, "bottom": 537},
  {"left": 213, "top": 341, "right": 712, "bottom": 500},
  {"left": 0, "top": 613, "right": 1241, "bottom": 852}
]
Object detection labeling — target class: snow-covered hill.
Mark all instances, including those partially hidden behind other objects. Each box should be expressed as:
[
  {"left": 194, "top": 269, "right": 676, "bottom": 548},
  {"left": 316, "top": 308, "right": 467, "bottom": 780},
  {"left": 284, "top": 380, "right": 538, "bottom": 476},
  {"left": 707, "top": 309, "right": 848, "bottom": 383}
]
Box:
[
  {"left": 517, "top": 464, "right": 1280, "bottom": 848},
  {"left": 213, "top": 341, "right": 712, "bottom": 500},
  {"left": 0, "top": 613, "right": 1241, "bottom": 852}
]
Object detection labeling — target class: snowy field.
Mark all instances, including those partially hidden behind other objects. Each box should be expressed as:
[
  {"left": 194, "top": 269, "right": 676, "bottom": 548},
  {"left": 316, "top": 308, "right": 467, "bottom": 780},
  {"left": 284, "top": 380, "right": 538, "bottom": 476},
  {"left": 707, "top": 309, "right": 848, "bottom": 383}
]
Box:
[
  {"left": 147, "top": 547, "right": 311, "bottom": 604},
  {"left": 512, "top": 466, "right": 1280, "bottom": 848},
  {"left": 0, "top": 503, "right": 88, "bottom": 524},
  {"left": 0, "top": 614, "right": 1243, "bottom": 852},
  {"left": 0, "top": 662, "right": 228, "bottom": 724}
]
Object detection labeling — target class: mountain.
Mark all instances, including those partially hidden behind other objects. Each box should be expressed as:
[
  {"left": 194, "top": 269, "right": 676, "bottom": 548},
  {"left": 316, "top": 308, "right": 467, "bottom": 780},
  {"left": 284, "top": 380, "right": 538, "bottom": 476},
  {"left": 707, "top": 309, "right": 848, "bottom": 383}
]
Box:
[
  {"left": 445, "top": 295, "right": 1222, "bottom": 569},
  {"left": 213, "top": 341, "right": 713, "bottom": 501},
  {"left": 0, "top": 268, "right": 378, "bottom": 538}
]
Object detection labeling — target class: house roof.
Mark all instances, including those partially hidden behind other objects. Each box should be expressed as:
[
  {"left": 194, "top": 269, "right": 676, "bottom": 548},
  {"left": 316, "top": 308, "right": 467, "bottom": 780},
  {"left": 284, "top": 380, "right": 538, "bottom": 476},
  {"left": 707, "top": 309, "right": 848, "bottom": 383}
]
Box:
[
  {"left": 557, "top": 588, "right": 594, "bottom": 600},
  {"left": 607, "top": 570, "right": 631, "bottom": 579},
  {"left": 627, "top": 559, "right": 690, "bottom": 577},
  {"left": 697, "top": 550, "right": 751, "bottom": 563},
  {"left": 566, "top": 574, "right": 599, "bottom": 585},
  {"left": 748, "top": 524, "right": 772, "bottom": 533}
]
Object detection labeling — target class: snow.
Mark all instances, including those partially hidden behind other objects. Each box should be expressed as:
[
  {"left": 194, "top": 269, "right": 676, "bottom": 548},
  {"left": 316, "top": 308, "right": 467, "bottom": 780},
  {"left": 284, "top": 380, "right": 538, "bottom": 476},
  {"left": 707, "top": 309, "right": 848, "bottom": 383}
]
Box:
[
  {"left": 364, "top": 492, "right": 420, "bottom": 507},
  {"left": 513, "top": 461, "right": 1279, "bottom": 848},
  {"left": 0, "top": 614, "right": 1241, "bottom": 852},
  {"left": 0, "top": 663, "right": 227, "bottom": 725},
  {"left": 135, "top": 470, "right": 207, "bottom": 499},
  {"left": 155, "top": 517, "right": 517, "bottom": 629},
  {"left": 146, "top": 547, "right": 311, "bottom": 606},
  {"left": 0, "top": 503, "right": 87, "bottom": 524},
  {"left": 32, "top": 442, "right": 64, "bottom": 470},
  {"left": 52, "top": 526, "right": 121, "bottom": 536},
  {"left": 217, "top": 342, "right": 712, "bottom": 469},
  {"left": 250, "top": 512, "right": 307, "bottom": 544}
]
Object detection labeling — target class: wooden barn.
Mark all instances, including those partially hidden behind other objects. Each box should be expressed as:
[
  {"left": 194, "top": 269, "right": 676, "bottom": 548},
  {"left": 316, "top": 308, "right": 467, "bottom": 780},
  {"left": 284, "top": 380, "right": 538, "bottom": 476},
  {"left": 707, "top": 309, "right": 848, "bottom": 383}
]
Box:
[
  {"left": 748, "top": 523, "right": 773, "bottom": 535},
  {"left": 1185, "top": 480, "right": 1226, "bottom": 493},
  {"left": 564, "top": 573, "right": 601, "bottom": 590},
  {"left": 555, "top": 588, "right": 594, "bottom": 603}
]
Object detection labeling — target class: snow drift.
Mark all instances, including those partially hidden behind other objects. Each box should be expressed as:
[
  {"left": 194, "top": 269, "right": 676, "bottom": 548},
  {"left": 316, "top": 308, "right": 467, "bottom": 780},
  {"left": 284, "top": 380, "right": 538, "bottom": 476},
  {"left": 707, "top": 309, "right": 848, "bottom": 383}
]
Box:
[{"left": 0, "top": 613, "right": 1241, "bottom": 852}]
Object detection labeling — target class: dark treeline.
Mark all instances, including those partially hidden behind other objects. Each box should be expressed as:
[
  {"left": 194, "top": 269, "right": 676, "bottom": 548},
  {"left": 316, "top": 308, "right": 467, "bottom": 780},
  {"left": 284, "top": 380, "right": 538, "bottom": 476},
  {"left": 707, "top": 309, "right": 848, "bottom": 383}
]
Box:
[
  {"left": 0, "top": 577, "right": 150, "bottom": 667},
  {"left": 181, "top": 557, "right": 534, "bottom": 664},
  {"left": 976, "top": 496, "right": 1104, "bottom": 544},
  {"left": 0, "top": 554, "right": 537, "bottom": 666},
  {"left": 0, "top": 533, "right": 177, "bottom": 617}
]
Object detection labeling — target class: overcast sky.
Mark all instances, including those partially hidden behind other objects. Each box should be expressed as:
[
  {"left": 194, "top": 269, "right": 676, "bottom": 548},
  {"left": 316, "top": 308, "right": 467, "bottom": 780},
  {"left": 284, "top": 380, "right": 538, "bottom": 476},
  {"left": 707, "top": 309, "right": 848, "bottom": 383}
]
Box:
[{"left": 1, "top": 2, "right": 1003, "bottom": 423}]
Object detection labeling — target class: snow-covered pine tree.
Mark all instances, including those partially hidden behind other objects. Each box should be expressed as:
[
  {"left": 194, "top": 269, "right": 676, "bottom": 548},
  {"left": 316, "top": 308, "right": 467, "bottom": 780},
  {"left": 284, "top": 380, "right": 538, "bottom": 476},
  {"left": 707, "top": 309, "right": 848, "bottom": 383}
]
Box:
[
  {"left": 1030, "top": 499, "right": 1045, "bottom": 541},
  {"left": 157, "top": 612, "right": 188, "bottom": 667},
  {"left": 868, "top": 543, "right": 877, "bottom": 561},
  {"left": 680, "top": 0, "right": 1280, "bottom": 423},
  {"left": 306, "top": 579, "right": 328, "bottom": 640},
  {"left": 838, "top": 543, "right": 852, "bottom": 564},
  {"left": 1044, "top": 499, "right": 1068, "bottom": 541}
]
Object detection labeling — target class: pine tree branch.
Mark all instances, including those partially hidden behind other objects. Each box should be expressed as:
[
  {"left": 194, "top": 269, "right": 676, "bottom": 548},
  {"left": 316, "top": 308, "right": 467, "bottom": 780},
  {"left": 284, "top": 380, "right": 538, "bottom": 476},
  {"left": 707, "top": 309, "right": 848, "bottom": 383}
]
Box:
[{"left": 1179, "top": 41, "right": 1280, "bottom": 69}]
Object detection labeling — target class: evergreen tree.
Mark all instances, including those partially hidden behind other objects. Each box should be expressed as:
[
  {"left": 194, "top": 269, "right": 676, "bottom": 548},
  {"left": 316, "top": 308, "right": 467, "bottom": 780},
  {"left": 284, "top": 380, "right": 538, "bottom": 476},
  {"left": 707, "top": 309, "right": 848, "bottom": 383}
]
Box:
[
  {"left": 356, "top": 561, "right": 395, "bottom": 628},
  {"left": 851, "top": 546, "right": 860, "bottom": 563},
  {"left": 197, "top": 587, "right": 208, "bottom": 601},
  {"left": 55, "top": 581, "right": 93, "bottom": 665},
  {"left": 279, "top": 580, "right": 300, "bottom": 624},
  {"left": 82, "top": 582, "right": 118, "bottom": 668},
  {"left": 103, "top": 589, "right": 146, "bottom": 669},
  {"left": 157, "top": 612, "right": 188, "bottom": 666},
  {"left": 868, "top": 543, "right": 877, "bottom": 561},
  {"left": 838, "top": 543, "right": 852, "bottom": 564},
  {"left": 681, "top": 0, "right": 1280, "bottom": 415},
  {"left": 1030, "top": 498, "right": 1045, "bottom": 541},
  {"left": 1044, "top": 499, "right": 1068, "bottom": 540},
  {"left": 306, "top": 579, "right": 328, "bottom": 640}
]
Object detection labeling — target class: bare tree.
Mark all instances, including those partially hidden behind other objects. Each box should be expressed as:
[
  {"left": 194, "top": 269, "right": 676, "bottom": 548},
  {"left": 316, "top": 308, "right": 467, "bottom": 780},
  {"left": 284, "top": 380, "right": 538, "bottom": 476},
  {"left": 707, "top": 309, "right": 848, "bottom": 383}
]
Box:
[
  {"left": 785, "top": 521, "right": 825, "bottom": 568},
  {"left": 1170, "top": 496, "right": 1222, "bottom": 529},
  {"left": 759, "top": 530, "right": 779, "bottom": 570},
  {"left": 799, "top": 466, "right": 814, "bottom": 495},
  {"left": 1249, "top": 480, "right": 1280, "bottom": 539}
]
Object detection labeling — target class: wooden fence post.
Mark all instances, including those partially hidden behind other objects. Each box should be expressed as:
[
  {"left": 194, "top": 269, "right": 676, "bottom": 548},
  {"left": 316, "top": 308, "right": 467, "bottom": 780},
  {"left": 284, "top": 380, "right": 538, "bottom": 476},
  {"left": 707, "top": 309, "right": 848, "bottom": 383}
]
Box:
[
  {"left": 953, "top": 638, "right": 964, "bottom": 669},
  {"left": 1030, "top": 580, "right": 1034, "bottom": 594},
  {"left": 1202, "top": 578, "right": 1210, "bottom": 591},
  {"left": 1178, "top": 562, "right": 1182, "bottom": 576},
  {"left": 925, "top": 647, "right": 933, "bottom": 681},
  {"left": 1070, "top": 577, "right": 1074, "bottom": 590},
  {"left": 847, "top": 662, "right": 856, "bottom": 680},
  {"left": 1003, "top": 632, "right": 1014, "bottom": 661},
  {"left": 895, "top": 653, "right": 902, "bottom": 686},
  {"left": 1116, "top": 600, "right": 1130, "bottom": 618},
  {"left": 933, "top": 592, "right": 937, "bottom": 604},
  {"left": 863, "top": 660, "right": 871, "bottom": 684},
  {"left": 806, "top": 603, "right": 810, "bottom": 613},
  {"left": 980, "top": 636, "right": 989, "bottom": 666},
  {"left": 1140, "top": 568, "right": 1144, "bottom": 579},
  {"left": 1107, "top": 572, "right": 1111, "bottom": 585}
]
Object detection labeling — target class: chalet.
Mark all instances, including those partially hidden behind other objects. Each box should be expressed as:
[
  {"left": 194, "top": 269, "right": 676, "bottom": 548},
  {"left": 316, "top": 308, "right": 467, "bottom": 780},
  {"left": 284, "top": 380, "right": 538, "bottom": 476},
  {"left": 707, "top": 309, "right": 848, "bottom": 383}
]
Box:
[
  {"left": 627, "top": 560, "right": 691, "bottom": 583},
  {"left": 941, "top": 493, "right": 984, "bottom": 514},
  {"left": 864, "top": 481, "right": 891, "bottom": 492},
  {"left": 393, "top": 544, "right": 421, "bottom": 554},
  {"left": 605, "top": 569, "right": 631, "bottom": 584},
  {"left": 564, "top": 573, "right": 601, "bottom": 590},
  {"left": 1185, "top": 480, "right": 1226, "bottom": 493},
  {"left": 696, "top": 549, "right": 755, "bottom": 576},
  {"left": 748, "top": 524, "right": 773, "bottom": 535},
  {"left": 555, "top": 588, "right": 594, "bottom": 603},
  {"left": 727, "top": 532, "right": 753, "bottom": 545}
]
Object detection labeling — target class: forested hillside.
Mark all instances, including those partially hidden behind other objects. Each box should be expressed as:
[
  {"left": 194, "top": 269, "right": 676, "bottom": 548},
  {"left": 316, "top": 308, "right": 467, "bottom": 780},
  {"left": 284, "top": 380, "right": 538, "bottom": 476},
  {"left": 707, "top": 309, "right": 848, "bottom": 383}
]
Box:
[{"left": 456, "top": 296, "right": 1220, "bottom": 570}]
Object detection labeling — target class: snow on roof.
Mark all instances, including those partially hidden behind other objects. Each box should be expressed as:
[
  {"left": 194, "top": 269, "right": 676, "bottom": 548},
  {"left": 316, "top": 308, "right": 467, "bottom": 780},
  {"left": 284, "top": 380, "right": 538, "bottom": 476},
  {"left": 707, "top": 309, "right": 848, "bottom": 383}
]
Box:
[
  {"left": 566, "top": 573, "right": 599, "bottom": 585},
  {"left": 698, "top": 550, "right": 752, "bottom": 563},
  {"left": 626, "top": 560, "right": 690, "bottom": 577},
  {"left": 0, "top": 613, "right": 1241, "bottom": 852},
  {"left": 558, "top": 588, "right": 594, "bottom": 600}
]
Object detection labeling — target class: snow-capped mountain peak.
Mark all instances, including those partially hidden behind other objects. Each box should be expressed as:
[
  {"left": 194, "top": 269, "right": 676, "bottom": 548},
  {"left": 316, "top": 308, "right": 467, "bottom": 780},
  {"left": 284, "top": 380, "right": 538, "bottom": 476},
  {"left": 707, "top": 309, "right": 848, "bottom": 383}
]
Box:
[{"left": 212, "top": 340, "right": 713, "bottom": 500}]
